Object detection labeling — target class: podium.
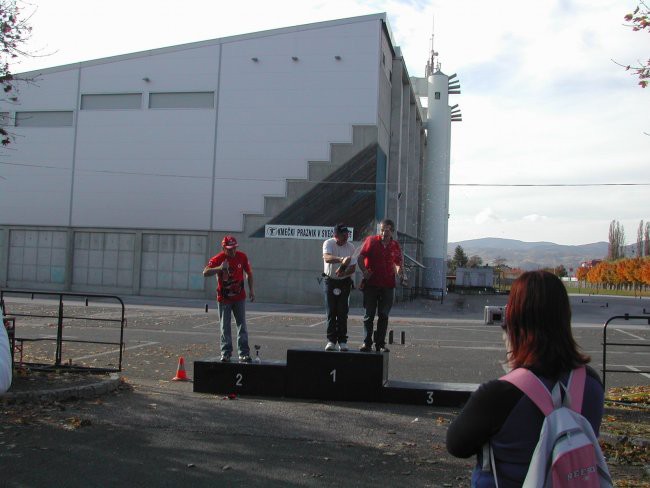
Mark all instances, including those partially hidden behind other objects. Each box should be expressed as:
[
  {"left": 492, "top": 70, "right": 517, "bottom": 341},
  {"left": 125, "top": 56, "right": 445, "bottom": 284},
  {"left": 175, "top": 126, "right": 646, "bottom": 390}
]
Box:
[
  {"left": 193, "top": 348, "right": 477, "bottom": 407},
  {"left": 382, "top": 380, "right": 478, "bottom": 407},
  {"left": 193, "top": 358, "right": 286, "bottom": 396},
  {"left": 286, "top": 349, "right": 387, "bottom": 401}
]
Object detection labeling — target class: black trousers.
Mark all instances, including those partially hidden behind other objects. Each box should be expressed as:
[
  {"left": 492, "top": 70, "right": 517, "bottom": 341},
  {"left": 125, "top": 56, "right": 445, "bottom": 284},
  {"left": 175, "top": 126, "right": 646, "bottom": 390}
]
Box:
[
  {"left": 324, "top": 277, "right": 352, "bottom": 343},
  {"left": 362, "top": 285, "right": 394, "bottom": 348}
]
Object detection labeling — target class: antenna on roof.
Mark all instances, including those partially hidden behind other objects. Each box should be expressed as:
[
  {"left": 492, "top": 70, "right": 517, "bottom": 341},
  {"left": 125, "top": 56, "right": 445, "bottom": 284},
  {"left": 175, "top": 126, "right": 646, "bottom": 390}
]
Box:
[{"left": 425, "top": 15, "right": 439, "bottom": 77}]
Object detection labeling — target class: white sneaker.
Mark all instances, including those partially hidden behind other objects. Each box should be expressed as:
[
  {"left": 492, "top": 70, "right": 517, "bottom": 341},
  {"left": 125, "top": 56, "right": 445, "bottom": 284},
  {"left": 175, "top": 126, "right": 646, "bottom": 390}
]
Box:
[
  {"left": 338, "top": 342, "right": 349, "bottom": 351},
  {"left": 325, "top": 341, "right": 338, "bottom": 351}
]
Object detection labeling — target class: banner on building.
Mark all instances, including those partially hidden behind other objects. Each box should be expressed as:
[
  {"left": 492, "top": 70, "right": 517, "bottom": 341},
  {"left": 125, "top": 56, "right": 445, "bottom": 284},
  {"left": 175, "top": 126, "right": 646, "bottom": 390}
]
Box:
[{"left": 264, "top": 225, "right": 354, "bottom": 241}]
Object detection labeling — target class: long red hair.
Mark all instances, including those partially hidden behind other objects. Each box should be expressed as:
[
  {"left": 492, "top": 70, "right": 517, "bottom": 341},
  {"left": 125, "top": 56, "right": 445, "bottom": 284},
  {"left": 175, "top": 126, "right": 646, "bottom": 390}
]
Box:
[{"left": 505, "top": 271, "right": 589, "bottom": 378}]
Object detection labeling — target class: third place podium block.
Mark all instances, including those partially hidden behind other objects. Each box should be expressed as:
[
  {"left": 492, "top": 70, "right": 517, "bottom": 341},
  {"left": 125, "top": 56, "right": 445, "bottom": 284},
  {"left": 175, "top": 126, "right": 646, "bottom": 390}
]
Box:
[{"left": 285, "top": 348, "right": 388, "bottom": 402}]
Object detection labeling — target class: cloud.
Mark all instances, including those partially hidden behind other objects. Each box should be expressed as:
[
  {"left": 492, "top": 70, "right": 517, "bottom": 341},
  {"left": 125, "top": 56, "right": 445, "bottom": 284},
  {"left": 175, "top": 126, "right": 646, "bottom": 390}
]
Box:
[
  {"left": 523, "top": 214, "right": 548, "bottom": 222},
  {"left": 475, "top": 207, "right": 503, "bottom": 224}
]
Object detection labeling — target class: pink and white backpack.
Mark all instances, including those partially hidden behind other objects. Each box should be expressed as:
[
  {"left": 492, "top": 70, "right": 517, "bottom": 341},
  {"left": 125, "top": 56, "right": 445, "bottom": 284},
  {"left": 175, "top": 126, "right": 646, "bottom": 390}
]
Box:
[{"left": 496, "top": 366, "right": 612, "bottom": 488}]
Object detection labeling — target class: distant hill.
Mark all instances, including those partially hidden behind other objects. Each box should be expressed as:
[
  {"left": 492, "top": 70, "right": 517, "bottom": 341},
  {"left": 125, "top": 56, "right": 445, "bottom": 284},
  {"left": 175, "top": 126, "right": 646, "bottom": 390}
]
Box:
[{"left": 447, "top": 238, "right": 609, "bottom": 271}]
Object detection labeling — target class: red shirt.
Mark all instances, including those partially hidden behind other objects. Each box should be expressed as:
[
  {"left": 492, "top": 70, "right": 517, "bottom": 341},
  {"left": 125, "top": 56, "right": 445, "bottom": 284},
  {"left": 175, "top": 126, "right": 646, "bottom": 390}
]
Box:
[
  {"left": 207, "top": 251, "right": 251, "bottom": 303},
  {"left": 359, "top": 235, "right": 402, "bottom": 288}
]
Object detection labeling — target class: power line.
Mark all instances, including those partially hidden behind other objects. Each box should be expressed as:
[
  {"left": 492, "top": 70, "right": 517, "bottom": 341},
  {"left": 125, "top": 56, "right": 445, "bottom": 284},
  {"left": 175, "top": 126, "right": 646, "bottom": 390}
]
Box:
[
  {"left": 1, "top": 161, "right": 649, "bottom": 187},
  {"left": 450, "top": 183, "right": 650, "bottom": 187}
]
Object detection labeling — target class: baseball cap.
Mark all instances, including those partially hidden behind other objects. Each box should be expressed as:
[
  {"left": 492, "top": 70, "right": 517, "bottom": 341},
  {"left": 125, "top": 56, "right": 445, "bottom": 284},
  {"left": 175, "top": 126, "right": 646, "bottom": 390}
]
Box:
[
  {"left": 334, "top": 223, "right": 350, "bottom": 234},
  {"left": 221, "top": 235, "right": 238, "bottom": 249}
]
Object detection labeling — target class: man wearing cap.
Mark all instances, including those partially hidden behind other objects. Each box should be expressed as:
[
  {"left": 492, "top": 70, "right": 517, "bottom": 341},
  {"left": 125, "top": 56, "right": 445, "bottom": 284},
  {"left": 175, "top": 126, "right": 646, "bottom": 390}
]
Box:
[
  {"left": 322, "top": 224, "right": 356, "bottom": 351},
  {"left": 357, "top": 218, "right": 406, "bottom": 353},
  {"left": 203, "top": 235, "right": 255, "bottom": 362}
]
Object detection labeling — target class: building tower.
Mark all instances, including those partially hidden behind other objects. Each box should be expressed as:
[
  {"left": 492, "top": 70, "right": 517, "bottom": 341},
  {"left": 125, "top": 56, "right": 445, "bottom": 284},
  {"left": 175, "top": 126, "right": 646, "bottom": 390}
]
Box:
[{"left": 411, "top": 33, "right": 461, "bottom": 293}]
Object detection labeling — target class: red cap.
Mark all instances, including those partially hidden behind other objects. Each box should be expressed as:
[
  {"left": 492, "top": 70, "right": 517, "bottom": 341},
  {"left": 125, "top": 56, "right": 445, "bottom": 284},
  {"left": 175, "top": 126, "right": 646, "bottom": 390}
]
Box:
[{"left": 221, "top": 235, "right": 238, "bottom": 249}]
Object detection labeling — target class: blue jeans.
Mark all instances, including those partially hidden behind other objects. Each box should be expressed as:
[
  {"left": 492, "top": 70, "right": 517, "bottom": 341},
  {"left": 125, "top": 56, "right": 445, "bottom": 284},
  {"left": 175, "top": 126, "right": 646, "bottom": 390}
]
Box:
[
  {"left": 362, "top": 286, "right": 394, "bottom": 348},
  {"left": 217, "top": 299, "right": 249, "bottom": 357}
]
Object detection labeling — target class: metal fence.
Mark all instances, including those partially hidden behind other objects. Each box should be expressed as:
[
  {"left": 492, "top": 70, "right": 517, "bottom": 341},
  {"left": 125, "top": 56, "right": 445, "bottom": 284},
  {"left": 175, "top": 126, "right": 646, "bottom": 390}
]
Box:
[
  {"left": 601, "top": 313, "right": 650, "bottom": 388},
  {"left": 1, "top": 289, "right": 126, "bottom": 373}
]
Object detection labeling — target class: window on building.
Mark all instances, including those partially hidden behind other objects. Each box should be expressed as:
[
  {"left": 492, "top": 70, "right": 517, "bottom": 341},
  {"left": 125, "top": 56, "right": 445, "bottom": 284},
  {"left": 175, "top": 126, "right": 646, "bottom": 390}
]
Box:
[
  {"left": 149, "top": 92, "right": 215, "bottom": 109},
  {"left": 0, "top": 112, "right": 13, "bottom": 126},
  {"left": 15, "top": 111, "right": 74, "bottom": 127},
  {"left": 80, "top": 93, "right": 142, "bottom": 110},
  {"left": 8, "top": 230, "right": 67, "bottom": 283},
  {"left": 141, "top": 234, "right": 207, "bottom": 291},
  {"left": 72, "top": 232, "right": 135, "bottom": 288},
  {"left": 435, "top": 92, "right": 440, "bottom": 100}
]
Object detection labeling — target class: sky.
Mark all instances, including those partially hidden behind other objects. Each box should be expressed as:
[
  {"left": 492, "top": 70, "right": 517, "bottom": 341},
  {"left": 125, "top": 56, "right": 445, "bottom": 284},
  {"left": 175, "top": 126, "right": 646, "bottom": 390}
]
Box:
[{"left": 12, "top": 0, "right": 649, "bottom": 246}]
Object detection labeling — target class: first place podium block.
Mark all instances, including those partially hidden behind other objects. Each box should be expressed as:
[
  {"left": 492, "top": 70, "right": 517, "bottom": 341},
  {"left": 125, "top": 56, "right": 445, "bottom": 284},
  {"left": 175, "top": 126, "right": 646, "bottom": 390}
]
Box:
[{"left": 286, "top": 349, "right": 388, "bottom": 402}]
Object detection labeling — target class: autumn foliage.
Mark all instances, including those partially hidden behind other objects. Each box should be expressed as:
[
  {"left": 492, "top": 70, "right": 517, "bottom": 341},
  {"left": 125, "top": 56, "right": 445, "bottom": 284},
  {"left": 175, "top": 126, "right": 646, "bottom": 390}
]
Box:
[{"left": 579, "top": 257, "right": 650, "bottom": 289}]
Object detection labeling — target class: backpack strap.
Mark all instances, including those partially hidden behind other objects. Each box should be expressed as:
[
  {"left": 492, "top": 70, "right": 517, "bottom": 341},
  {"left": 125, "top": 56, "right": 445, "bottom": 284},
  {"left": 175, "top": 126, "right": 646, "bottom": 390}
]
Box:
[
  {"left": 501, "top": 367, "right": 587, "bottom": 416},
  {"left": 501, "top": 368, "right": 554, "bottom": 416},
  {"left": 566, "top": 365, "right": 586, "bottom": 413}
]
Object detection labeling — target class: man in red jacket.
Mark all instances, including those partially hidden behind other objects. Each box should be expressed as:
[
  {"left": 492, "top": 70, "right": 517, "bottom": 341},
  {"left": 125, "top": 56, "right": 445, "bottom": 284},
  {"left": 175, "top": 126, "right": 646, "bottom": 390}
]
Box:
[
  {"left": 203, "top": 236, "right": 255, "bottom": 362},
  {"left": 356, "top": 219, "right": 405, "bottom": 352}
]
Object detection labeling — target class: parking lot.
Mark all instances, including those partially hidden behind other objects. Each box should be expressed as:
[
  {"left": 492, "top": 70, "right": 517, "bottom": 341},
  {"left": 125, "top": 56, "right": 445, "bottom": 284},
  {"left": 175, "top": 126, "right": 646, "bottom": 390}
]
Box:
[
  {"left": 2, "top": 291, "right": 649, "bottom": 487},
  {"left": 3, "top": 292, "right": 649, "bottom": 389}
]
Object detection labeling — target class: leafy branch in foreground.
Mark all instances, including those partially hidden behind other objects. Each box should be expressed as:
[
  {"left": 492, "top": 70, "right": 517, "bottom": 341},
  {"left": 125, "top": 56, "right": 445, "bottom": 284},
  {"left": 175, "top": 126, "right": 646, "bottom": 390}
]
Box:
[
  {"left": 0, "top": 0, "right": 32, "bottom": 146},
  {"left": 620, "top": 1, "right": 650, "bottom": 88}
]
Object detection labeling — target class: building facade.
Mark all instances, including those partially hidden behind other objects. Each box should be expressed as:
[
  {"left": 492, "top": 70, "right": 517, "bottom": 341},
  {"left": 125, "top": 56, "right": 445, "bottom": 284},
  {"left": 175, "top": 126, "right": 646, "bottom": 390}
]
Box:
[{"left": 0, "top": 14, "right": 437, "bottom": 305}]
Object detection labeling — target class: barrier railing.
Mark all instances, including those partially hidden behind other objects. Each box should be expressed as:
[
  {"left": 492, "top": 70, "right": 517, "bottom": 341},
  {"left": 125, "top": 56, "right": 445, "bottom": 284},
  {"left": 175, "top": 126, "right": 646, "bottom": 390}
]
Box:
[
  {"left": 0, "top": 289, "right": 126, "bottom": 373},
  {"left": 601, "top": 314, "right": 650, "bottom": 388}
]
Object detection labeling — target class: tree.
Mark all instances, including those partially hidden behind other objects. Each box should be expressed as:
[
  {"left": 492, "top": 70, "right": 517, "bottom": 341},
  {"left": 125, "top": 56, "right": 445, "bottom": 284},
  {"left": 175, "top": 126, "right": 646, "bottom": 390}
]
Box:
[
  {"left": 0, "top": 1, "right": 32, "bottom": 146},
  {"left": 637, "top": 220, "right": 645, "bottom": 257},
  {"left": 645, "top": 221, "right": 650, "bottom": 257},
  {"left": 467, "top": 255, "right": 483, "bottom": 268},
  {"left": 607, "top": 220, "right": 626, "bottom": 261},
  {"left": 554, "top": 265, "right": 568, "bottom": 278},
  {"left": 576, "top": 266, "right": 589, "bottom": 282},
  {"left": 621, "top": 2, "right": 650, "bottom": 88},
  {"left": 450, "top": 245, "right": 468, "bottom": 273},
  {"left": 492, "top": 257, "right": 507, "bottom": 290},
  {"left": 639, "top": 257, "right": 650, "bottom": 286}
]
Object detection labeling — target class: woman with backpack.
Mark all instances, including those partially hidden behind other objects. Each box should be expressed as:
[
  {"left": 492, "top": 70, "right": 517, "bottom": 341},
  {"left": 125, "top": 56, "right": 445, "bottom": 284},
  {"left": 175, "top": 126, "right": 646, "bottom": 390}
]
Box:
[{"left": 446, "top": 270, "right": 608, "bottom": 487}]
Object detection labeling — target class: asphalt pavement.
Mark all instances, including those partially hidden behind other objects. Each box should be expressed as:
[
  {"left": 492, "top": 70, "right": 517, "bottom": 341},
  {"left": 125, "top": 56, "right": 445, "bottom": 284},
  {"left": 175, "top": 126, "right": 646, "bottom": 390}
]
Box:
[{"left": 1, "top": 292, "right": 649, "bottom": 487}]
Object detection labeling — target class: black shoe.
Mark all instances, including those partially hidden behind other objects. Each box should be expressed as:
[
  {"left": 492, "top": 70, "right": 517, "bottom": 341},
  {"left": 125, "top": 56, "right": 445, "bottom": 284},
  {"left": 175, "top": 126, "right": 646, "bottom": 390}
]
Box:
[
  {"left": 239, "top": 355, "right": 252, "bottom": 363},
  {"left": 220, "top": 353, "right": 231, "bottom": 362},
  {"left": 376, "top": 346, "right": 389, "bottom": 353},
  {"left": 359, "top": 344, "right": 372, "bottom": 352}
]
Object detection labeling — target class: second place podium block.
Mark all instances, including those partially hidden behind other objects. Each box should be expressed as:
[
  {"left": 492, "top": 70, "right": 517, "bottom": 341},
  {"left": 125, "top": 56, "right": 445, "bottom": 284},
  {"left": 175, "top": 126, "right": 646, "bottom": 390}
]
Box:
[{"left": 193, "top": 358, "right": 286, "bottom": 396}]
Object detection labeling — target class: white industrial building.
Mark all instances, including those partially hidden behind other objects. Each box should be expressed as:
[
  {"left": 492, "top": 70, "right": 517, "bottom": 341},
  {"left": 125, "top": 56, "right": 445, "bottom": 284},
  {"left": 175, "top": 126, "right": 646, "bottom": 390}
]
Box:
[{"left": 0, "top": 13, "right": 459, "bottom": 305}]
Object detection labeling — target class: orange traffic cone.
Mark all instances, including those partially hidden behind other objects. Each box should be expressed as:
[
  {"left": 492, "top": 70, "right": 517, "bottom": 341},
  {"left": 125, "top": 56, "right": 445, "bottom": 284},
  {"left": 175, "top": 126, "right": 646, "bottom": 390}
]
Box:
[{"left": 172, "top": 356, "right": 191, "bottom": 381}]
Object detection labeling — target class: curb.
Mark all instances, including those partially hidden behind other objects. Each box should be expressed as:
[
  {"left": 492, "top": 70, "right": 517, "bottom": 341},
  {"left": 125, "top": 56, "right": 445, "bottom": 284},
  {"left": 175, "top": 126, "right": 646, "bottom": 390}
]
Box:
[{"left": 0, "top": 376, "right": 122, "bottom": 405}]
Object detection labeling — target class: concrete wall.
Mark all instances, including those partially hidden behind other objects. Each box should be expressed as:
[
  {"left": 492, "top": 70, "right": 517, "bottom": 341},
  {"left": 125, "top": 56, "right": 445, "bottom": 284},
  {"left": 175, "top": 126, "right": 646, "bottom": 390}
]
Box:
[
  {"left": 0, "top": 14, "right": 428, "bottom": 305},
  {"left": 1, "top": 16, "right": 382, "bottom": 233}
]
